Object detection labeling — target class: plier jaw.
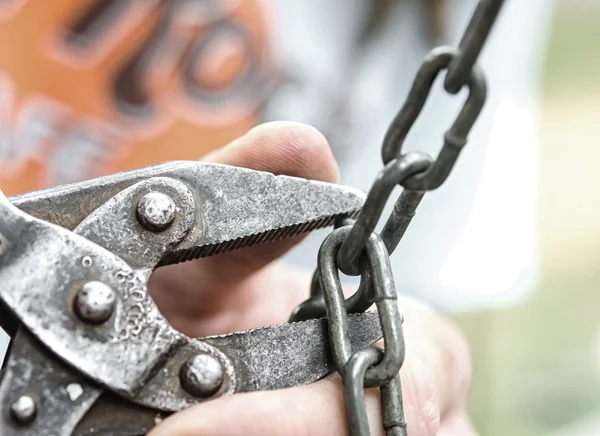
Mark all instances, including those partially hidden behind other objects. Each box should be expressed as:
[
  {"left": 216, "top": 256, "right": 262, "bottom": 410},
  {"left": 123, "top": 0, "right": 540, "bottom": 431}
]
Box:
[{"left": 0, "top": 161, "right": 382, "bottom": 435}]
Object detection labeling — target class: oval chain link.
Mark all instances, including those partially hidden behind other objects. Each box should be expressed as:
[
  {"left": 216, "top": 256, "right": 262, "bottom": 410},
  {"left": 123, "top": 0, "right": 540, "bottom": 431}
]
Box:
[
  {"left": 288, "top": 1, "right": 506, "bottom": 435},
  {"left": 318, "top": 227, "right": 405, "bottom": 386},
  {"left": 337, "top": 152, "right": 433, "bottom": 276},
  {"left": 380, "top": 47, "right": 487, "bottom": 191}
]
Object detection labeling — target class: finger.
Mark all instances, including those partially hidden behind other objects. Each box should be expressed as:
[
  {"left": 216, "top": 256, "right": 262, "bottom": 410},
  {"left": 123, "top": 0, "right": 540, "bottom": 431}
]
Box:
[
  {"left": 149, "top": 122, "right": 338, "bottom": 335},
  {"left": 148, "top": 297, "right": 475, "bottom": 436}
]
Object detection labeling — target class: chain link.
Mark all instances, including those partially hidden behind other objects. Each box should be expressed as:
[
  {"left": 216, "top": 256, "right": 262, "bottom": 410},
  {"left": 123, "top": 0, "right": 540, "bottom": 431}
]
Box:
[
  {"left": 318, "top": 227, "right": 405, "bottom": 385},
  {"left": 380, "top": 47, "right": 487, "bottom": 190},
  {"left": 337, "top": 152, "right": 432, "bottom": 276},
  {"left": 289, "top": 1, "right": 506, "bottom": 434}
]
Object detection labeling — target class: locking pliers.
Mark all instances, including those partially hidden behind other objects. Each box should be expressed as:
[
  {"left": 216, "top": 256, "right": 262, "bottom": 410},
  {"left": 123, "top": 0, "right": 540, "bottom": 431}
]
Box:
[{"left": 0, "top": 161, "right": 382, "bottom": 435}]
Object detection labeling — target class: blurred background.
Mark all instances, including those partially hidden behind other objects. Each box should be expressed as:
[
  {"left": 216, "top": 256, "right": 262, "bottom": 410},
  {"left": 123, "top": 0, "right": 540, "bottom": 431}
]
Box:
[
  {"left": 0, "top": 1, "right": 598, "bottom": 435},
  {"left": 455, "top": 1, "right": 600, "bottom": 434}
]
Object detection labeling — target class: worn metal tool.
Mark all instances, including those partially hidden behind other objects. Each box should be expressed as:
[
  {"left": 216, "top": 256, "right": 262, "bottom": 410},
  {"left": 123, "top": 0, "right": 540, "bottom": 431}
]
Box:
[{"left": 0, "top": 161, "right": 383, "bottom": 436}]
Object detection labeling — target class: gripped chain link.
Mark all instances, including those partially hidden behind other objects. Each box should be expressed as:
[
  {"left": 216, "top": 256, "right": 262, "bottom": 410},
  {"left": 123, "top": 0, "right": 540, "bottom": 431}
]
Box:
[{"left": 289, "top": 1, "right": 506, "bottom": 435}]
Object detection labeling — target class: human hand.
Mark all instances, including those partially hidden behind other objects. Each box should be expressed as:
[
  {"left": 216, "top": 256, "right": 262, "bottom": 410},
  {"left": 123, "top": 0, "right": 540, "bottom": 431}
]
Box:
[{"left": 147, "top": 122, "right": 477, "bottom": 436}]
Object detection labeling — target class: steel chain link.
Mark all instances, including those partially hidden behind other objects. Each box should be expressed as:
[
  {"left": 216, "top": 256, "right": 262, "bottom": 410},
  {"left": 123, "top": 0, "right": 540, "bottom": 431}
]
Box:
[{"left": 289, "top": 1, "right": 506, "bottom": 434}]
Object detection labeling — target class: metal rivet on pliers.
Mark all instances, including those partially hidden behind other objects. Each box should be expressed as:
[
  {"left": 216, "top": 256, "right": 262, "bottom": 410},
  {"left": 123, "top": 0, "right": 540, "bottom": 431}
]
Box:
[
  {"left": 9, "top": 395, "right": 37, "bottom": 425},
  {"left": 74, "top": 281, "right": 117, "bottom": 324},
  {"left": 179, "top": 354, "right": 224, "bottom": 398},
  {"left": 136, "top": 192, "right": 176, "bottom": 232}
]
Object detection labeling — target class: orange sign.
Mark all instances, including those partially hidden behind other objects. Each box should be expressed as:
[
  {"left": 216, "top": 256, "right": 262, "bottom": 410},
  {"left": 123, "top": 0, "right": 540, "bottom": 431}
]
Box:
[{"left": 0, "top": 0, "right": 275, "bottom": 195}]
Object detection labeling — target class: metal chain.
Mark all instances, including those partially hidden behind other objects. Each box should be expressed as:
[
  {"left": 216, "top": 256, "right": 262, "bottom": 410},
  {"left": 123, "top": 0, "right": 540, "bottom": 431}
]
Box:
[{"left": 289, "top": 1, "right": 506, "bottom": 434}]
